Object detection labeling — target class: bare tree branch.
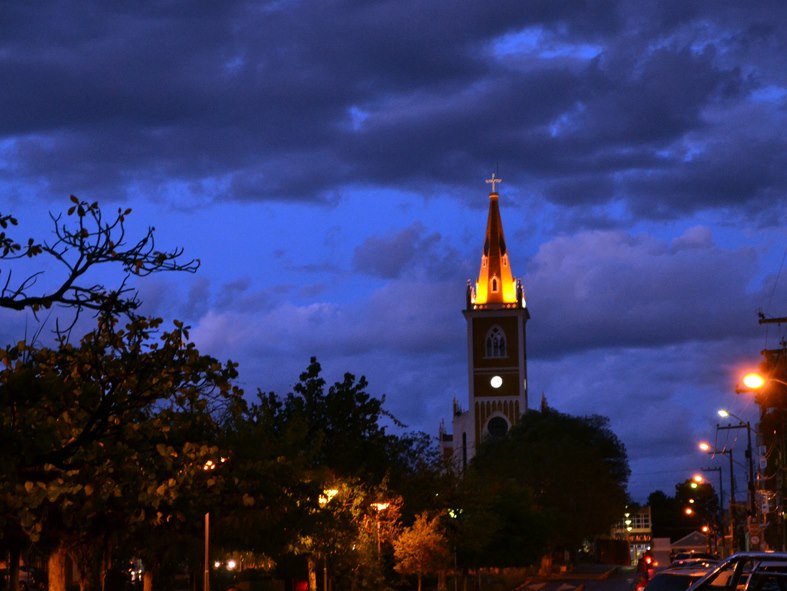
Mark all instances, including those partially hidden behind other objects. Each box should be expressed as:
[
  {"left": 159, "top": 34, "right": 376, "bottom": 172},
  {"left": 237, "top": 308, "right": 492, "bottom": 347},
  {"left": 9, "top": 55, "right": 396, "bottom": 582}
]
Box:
[{"left": 0, "top": 196, "right": 199, "bottom": 323}]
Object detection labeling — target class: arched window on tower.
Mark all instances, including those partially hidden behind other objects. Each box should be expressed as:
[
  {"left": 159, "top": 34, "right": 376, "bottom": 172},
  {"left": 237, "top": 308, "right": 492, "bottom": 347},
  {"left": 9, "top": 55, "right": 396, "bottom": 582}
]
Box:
[
  {"left": 485, "top": 326, "right": 507, "bottom": 358},
  {"left": 491, "top": 276, "right": 498, "bottom": 292}
]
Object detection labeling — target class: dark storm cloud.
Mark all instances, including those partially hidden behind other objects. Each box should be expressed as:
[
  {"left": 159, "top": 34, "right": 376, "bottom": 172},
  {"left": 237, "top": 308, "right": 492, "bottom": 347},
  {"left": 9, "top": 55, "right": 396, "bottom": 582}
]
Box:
[
  {"left": 352, "top": 223, "right": 461, "bottom": 280},
  {"left": 2, "top": 0, "right": 785, "bottom": 222},
  {"left": 525, "top": 228, "right": 761, "bottom": 358}
]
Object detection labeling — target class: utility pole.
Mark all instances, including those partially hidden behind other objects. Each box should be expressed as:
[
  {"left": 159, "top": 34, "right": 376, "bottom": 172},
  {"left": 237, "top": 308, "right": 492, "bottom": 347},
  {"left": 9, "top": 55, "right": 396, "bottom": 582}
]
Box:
[
  {"left": 753, "top": 310, "right": 787, "bottom": 549},
  {"left": 717, "top": 422, "right": 755, "bottom": 518}
]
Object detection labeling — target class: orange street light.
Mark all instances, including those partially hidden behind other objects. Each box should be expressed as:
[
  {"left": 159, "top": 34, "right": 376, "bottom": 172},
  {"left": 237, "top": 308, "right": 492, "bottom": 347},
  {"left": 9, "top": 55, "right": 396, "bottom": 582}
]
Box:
[
  {"left": 738, "top": 372, "right": 787, "bottom": 392},
  {"left": 698, "top": 441, "right": 712, "bottom": 453},
  {"left": 320, "top": 488, "right": 339, "bottom": 591},
  {"left": 371, "top": 502, "right": 390, "bottom": 560}
]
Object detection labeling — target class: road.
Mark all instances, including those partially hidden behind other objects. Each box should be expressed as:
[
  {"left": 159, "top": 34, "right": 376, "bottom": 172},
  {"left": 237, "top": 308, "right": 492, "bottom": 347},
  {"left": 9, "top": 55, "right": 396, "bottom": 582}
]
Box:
[{"left": 516, "top": 566, "right": 636, "bottom": 591}]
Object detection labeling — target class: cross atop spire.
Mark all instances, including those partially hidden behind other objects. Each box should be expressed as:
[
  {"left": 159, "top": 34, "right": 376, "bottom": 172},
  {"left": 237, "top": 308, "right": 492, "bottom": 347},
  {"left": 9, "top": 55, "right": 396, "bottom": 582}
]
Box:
[{"left": 485, "top": 172, "right": 502, "bottom": 193}]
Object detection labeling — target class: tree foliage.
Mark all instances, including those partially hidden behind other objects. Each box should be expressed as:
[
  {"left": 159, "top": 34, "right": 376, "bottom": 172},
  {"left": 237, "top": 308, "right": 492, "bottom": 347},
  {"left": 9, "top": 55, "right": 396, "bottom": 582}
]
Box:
[
  {"left": 649, "top": 479, "right": 719, "bottom": 541},
  {"left": 467, "top": 407, "right": 630, "bottom": 562},
  {"left": 393, "top": 512, "right": 450, "bottom": 591},
  {"left": 232, "top": 357, "right": 443, "bottom": 590},
  {"left": 0, "top": 312, "right": 242, "bottom": 590}
]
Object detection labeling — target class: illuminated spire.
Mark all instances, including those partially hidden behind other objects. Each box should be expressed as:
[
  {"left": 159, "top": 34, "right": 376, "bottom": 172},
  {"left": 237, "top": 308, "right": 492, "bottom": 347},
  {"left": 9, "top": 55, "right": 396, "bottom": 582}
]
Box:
[{"left": 472, "top": 175, "right": 519, "bottom": 307}]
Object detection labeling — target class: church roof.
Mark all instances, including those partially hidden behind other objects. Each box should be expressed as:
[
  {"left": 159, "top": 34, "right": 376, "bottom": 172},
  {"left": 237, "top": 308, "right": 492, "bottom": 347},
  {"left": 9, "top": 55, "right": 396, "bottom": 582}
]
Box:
[{"left": 470, "top": 174, "right": 523, "bottom": 309}]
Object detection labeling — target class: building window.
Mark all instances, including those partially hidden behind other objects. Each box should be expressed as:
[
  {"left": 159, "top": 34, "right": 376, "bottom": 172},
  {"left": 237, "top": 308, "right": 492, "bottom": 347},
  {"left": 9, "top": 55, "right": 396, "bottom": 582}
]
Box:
[
  {"left": 491, "top": 276, "right": 498, "bottom": 292},
  {"left": 485, "top": 326, "right": 506, "bottom": 358}
]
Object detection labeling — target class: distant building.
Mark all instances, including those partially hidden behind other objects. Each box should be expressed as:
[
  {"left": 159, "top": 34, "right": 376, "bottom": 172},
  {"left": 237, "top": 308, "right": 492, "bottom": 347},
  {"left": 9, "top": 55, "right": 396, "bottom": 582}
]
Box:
[
  {"left": 611, "top": 506, "right": 653, "bottom": 563},
  {"left": 440, "top": 175, "right": 530, "bottom": 470}
]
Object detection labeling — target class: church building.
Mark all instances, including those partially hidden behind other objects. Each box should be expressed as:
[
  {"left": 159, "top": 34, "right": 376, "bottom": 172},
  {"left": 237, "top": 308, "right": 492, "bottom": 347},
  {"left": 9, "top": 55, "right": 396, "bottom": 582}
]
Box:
[{"left": 440, "top": 174, "right": 530, "bottom": 471}]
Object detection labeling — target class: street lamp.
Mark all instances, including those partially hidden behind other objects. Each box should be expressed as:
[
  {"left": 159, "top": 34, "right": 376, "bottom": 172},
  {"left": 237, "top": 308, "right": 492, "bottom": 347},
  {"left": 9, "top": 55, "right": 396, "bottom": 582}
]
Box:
[
  {"left": 319, "top": 489, "right": 339, "bottom": 591},
  {"left": 203, "top": 457, "right": 228, "bottom": 591},
  {"left": 737, "top": 372, "right": 787, "bottom": 394},
  {"left": 371, "top": 502, "right": 390, "bottom": 560},
  {"left": 718, "top": 409, "right": 756, "bottom": 520},
  {"left": 699, "top": 441, "right": 736, "bottom": 551}
]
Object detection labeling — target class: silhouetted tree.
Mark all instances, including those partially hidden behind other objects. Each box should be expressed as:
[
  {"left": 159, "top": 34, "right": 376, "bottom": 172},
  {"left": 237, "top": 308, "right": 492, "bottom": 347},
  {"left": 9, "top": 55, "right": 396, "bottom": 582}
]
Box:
[
  {"left": 468, "top": 407, "right": 630, "bottom": 567},
  {"left": 0, "top": 197, "right": 198, "bottom": 332}
]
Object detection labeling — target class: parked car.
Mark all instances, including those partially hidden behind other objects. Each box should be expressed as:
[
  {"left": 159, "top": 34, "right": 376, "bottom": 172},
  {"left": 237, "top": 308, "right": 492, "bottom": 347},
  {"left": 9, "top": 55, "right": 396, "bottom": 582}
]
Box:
[
  {"left": 687, "top": 552, "right": 787, "bottom": 591},
  {"left": 672, "top": 552, "right": 720, "bottom": 565},
  {"left": 671, "top": 558, "right": 720, "bottom": 570},
  {"left": 636, "top": 565, "right": 713, "bottom": 591}
]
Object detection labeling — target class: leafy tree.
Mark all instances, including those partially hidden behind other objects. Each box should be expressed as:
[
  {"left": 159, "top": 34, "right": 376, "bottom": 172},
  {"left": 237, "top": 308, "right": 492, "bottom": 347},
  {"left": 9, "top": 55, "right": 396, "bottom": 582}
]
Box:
[
  {"left": 649, "top": 478, "right": 720, "bottom": 550},
  {"left": 455, "top": 473, "right": 546, "bottom": 569},
  {"left": 243, "top": 358, "right": 438, "bottom": 591},
  {"left": 393, "top": 512, "right": 450, "bottom": 591},
  {"left": 0, "top": 313, "right": 241, "bottom": 591},
  {"left": 469, "top": 407, "right": 630, "bottom": 567}
]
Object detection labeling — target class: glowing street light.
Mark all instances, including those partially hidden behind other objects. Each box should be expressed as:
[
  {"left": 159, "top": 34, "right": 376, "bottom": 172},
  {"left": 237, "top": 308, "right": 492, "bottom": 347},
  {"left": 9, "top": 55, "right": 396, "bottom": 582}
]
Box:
[
  {"left": 320, "top": 488, "right": 339, "bottom": 591},
  {"left": 371, "top": 502, "right": 390, "bottom": 560},
  {"left": 738, "top": 372, "right": 787, "bottom": 392},
  {"left": 203, "top": 457, "right": 228, "bottom": 591}
]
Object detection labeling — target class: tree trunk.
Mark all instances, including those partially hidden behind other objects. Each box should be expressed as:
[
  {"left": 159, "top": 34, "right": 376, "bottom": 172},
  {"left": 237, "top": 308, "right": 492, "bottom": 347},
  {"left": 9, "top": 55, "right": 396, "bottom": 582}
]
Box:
[
  {"left": 417, "top": 573, "right": 422, "bottom": 591},
  {"left": 308, "top": 555, "right": 318, "bottom": 591},
  {"left": 48, "top": 543, "right": 69, "bottom": 591},
  {"left": 539, "top": 554, "right": 553, "bottom": 577},
  {"left": 144, "top": 569, "right": 155, "bottom": 591},
  {"left": 8, "top": 546, "right": 20, "bottom": 591}
]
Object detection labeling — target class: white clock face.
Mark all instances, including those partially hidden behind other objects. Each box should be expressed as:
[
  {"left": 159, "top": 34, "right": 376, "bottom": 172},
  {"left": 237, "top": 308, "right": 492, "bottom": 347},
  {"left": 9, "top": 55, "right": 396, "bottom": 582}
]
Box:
[{"left": 490, "top": 375, "right": 503, "bottom": 388}]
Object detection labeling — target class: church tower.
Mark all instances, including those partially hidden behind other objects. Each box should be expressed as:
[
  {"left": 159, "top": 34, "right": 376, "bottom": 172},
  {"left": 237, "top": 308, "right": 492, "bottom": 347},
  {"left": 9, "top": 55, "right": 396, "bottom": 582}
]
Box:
[{"left": 444, "top": 174, "right": 530, "bottom": 470}]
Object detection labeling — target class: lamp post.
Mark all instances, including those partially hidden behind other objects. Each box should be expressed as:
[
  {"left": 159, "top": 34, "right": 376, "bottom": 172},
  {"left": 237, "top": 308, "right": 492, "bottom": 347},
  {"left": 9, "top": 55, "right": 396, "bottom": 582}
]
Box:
[
  {"left": 370, "top": 502, "right": 390, "bottom": 560},
  {"left": 204, "top": 512, "right": 210, "bottom": 591},
  {"left": 718, "top": 409, "right": 756, "bottom": 520},
  {"left": 319, "top": 489, "right": 338, "bottom": 591},
  {"left": 202, "top": 457, "right": 227, "bottom": 591},
  {"left": 738, "top": 371, "right": 787, "bottom": 549},
  {"left": 699, "top": 442, "right": 736, "bottom": 551}
]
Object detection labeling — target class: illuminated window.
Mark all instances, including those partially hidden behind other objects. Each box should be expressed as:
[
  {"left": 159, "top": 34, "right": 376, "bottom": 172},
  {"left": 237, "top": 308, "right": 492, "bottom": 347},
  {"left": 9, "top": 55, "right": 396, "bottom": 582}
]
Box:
[{"left": 485, "top": 326, "right": 507, "bottom": 358}]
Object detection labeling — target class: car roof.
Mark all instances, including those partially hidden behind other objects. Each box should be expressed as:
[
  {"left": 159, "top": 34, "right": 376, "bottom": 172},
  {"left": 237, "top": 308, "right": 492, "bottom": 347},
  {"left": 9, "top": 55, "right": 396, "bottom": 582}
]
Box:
[{"left": 658, "top": 567, "right": 714, "bottom": 575}]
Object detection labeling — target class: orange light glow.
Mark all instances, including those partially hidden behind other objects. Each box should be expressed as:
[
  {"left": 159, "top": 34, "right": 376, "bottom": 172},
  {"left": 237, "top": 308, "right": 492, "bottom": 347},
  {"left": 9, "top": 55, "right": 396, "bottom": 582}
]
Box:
[
  {"left": 743, "top": 373, "right": 766, "bottom": 389},
  {"left": 685, "top": 507, "right": 694, "bottom": 516}
]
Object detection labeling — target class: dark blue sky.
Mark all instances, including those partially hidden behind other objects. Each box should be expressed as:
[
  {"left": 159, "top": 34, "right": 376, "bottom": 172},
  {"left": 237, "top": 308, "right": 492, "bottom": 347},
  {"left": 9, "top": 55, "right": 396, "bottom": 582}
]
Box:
[{"left": 1, "top": 0, "right": 786, "bottom": 502}]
